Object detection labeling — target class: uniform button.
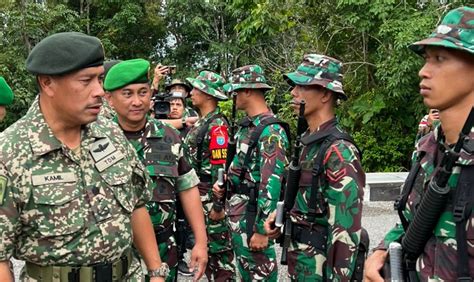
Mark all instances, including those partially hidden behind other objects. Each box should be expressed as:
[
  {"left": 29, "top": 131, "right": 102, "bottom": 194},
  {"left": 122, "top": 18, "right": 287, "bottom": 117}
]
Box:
[{"left": 53, "top": 273, "right": 60, "bottom": 279}]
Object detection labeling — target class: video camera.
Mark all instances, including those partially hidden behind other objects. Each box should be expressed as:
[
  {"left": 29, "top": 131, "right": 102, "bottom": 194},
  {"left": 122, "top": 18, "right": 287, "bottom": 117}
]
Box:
[{"left": 152, "top": 65, "right": 177, "bottom": 119}]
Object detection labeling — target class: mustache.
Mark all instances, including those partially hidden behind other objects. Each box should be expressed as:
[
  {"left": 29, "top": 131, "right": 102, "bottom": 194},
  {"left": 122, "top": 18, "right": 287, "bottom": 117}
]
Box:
[{"left": 290, "top": 99, "right": 305, "bottom": 105}]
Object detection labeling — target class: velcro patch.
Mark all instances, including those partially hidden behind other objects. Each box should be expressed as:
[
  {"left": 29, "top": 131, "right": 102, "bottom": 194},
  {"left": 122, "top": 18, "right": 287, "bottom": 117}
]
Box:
[
  {"left": 0, "top": 175, "right": 8, "bottom": 206},
  {"left": 209, "top": 125, "right": 228, "bottom": 165}
]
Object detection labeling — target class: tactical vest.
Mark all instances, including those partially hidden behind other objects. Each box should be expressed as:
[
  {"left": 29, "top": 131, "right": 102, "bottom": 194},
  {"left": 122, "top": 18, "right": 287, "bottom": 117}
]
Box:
[
  {"left": 297, "top": 127, "right": 367, "bottom": 282},
  {"left": 396, "top": 147, "right": 474, "bottom": 279},
  {"left": 232, "top": 116, "right": 290, "bottom": 241}
]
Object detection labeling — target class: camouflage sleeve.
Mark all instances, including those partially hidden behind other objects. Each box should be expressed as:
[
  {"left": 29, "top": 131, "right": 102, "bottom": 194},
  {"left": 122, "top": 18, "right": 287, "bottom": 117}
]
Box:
[
  {"left": 132, "top": 160, "right": 153, "bottom": 209},
  {"left": 176, "top": 147, "right": 200, "bottom": 192},
  {"left": 255, "top": 124, "right": 289, "bottom": 235},
  {"left": 323, "top": 140, "right": 365, "bottom": 280},
  {"left": 0, "top": 162, "right": 20, "bottom": 260},
  {"left": 208, "top": 118, "right": 228, "bottom": 183}
]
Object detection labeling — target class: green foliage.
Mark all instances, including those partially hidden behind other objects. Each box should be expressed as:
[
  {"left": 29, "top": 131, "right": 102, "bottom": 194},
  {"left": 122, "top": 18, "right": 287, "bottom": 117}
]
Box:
[{"left": 1, "top": 0, "right": 471, "bottom": 172}]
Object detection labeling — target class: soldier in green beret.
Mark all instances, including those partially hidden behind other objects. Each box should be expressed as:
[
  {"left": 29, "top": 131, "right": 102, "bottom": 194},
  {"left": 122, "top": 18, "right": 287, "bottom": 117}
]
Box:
[
  {"left": 104, "top": 59, "right": 208, "bottom": 282},
  {"left": 0, "top": 77, "right": 14, "bottom": 123},
  {"left": 365, "top": 6, "right": 474, "bottom": 281},
  {"left": 0, "top": 32, "right": 164, "bottom": 282}
]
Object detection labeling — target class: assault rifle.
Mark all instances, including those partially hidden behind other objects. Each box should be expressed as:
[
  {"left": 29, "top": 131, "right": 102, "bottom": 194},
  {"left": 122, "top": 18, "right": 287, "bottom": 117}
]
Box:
[
  {"left": 212, "top": 94, "right": 237, "bottom": 212},
  {"left": 384, "top": 107, "right": 474, "bottom": 281},
  {"left": 276, "top": 100, "right": 306, "bottom": 265}
]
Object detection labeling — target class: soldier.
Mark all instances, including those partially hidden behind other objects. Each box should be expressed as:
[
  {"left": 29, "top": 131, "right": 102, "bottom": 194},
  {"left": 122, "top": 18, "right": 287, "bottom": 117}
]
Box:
[
  {"left": 0, "top": 32, "right": 165, "bottom": 281},
  {"left": 104, "top": 59, "right": 208, "bottom": 282},
  {"left": 214, "top": 65, "right": 289, "bottom": 281},
  {"left": 183, "top": 71, "right": 235, "bottom": 281},
  {"left": 165, "top": 78, "right": 199, "bottom": 118},
  {"left": 99, "top": 60, "right": 122, "bottom": 120},
  {"left": 0, "top": 76, "right": 13, "bottom": 123},
  {"left": 365, "top": 6, "right": 474, "bottom": 281},
  {"left": 265, "top": 54, "right": 366, "bottom": 281}
]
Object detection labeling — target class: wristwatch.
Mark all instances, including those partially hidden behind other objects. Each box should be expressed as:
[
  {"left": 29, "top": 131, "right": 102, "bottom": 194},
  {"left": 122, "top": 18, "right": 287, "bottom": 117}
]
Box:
[
  {"left": 148, "top": 262, "right": 170, "bottom": 278},
  {"left": 181, "top": 117, "right": 187, "bottom": 128}
]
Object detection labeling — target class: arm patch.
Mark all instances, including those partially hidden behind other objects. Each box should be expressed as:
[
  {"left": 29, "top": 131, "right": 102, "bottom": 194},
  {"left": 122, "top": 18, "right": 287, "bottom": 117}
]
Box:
[{"left": 209, "top": 125, "right": 228, "bottom": 165}]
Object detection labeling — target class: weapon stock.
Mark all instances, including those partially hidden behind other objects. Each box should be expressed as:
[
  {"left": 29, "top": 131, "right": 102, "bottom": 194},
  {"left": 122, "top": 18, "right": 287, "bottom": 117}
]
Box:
[{"left": 278, "top": 100, "right": 306, "bottom": 265}]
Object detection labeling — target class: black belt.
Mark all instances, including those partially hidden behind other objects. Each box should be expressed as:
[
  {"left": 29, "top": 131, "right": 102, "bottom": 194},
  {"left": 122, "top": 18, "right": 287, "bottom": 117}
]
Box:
[
  {"left": 291, "top": 224, "right": 328, "bottom": 251},
  {"left": 26, "top": 250, "right": 132, "bottom": 282},
  {"left": 155, "top": 224, "right": 174, "bottom": 244}
]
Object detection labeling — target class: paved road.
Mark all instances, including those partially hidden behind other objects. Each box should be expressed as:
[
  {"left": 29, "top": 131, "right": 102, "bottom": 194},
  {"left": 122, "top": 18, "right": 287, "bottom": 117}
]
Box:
[{"left": 11, "top": 201, "right": 398, "bottom": 281}]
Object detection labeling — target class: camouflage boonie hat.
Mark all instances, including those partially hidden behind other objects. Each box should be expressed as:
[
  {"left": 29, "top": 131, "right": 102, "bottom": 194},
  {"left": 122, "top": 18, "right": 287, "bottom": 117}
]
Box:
[
  {"left": 165, "top": 78, "right": 192, "bottom": 93},
  {"left": 186, "top": 71, "right": 228, "bottom": 101},
  {"left": 283, "top": 54, "right": 346, "bottom": 100},
  {"left": 223, "top": 65, "right": 273, "bottom": 93},
  {"left": 410, "top": 6, "right": 474, "bottom": 55}
]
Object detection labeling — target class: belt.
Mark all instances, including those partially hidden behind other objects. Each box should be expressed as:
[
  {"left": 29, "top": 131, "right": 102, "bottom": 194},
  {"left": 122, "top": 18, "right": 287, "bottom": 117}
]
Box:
[
  {"left": 155, "top": 224, "right": 174, "bottom": 244},
  {"left": 26, "top": 250, "right": 132, "bottom": 282},
  {"left": 292, "top": 224, "right": 328, "bottom": 251}
]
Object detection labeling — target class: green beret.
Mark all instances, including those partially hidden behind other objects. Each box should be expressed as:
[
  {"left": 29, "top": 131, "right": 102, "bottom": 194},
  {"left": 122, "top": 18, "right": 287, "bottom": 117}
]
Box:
[
  {"left": 104, "top": 59, "right": 150, "bottom": 91},
  {"left": 0, "top": 77, "right": 13, "bottom": 106},
  {"left": 26, "top": 32, "right": 104, "bottom": 75}
]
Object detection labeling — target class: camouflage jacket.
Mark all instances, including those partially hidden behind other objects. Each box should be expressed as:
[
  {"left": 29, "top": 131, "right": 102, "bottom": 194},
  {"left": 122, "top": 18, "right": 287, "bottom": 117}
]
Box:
[
  {"left": 0, "top": 98, "right": 151, "bottom": 265},
  {"left": 227, "top": 111, "right": 289, "bottom": 235},
  {"left": 289, "top": 118, "right": 365, "bottom": 280},
  {"left": 118, "top": 116, "right": 200, "bottom": 232},
  {"left": 183, "top": 107, "right": 228, "bottom": 198},
  {"left": 377, "top": 125, "right": 474, "bottom": 280}
]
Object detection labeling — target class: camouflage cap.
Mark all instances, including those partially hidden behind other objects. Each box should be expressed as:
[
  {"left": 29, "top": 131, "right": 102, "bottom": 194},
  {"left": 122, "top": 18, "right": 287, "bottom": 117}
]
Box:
[
  {"left": 186, "top": 71, "right": 228, "bottom": 101},
  {"left": 410, "top": 6, "right": 474, "bottom": 56},
  {"left": 283, "top": 54, "right": 346, "bottom": 100},
  {"left": 165, "top": 78, "right": 192, "bottom": 93},
  {"left": 223, "top": 65, "right": 273, "bottom": 93},
  {"left": 0, "top": 77, "right": 14, "bottom": 106}
]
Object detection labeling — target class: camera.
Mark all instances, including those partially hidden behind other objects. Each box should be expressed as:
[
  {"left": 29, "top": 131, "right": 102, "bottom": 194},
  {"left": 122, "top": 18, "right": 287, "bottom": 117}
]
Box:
[{"left": 152, "top": 65, "right": 176, "bottom": 119}]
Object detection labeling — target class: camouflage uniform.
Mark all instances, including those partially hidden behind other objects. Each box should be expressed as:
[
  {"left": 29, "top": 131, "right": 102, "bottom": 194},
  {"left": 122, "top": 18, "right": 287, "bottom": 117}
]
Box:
[
  {"left": 0, "top": 98, "right": 151, "bottom": 280},
  {"left": 118, "top": 116, "right": 200, "bottom": 282},
  {"left": 376, "top": 126, "right": 474, "bottom": 280},
  {"left": 184, "top": 71, "right": 235, "bottom": 281},
  {"left": 375, "top": 6, "right": 474, "bottom": 280},
  {"left": 224, "top": 65, "right": 289, "bottom": 281},
  {"left": 283, "top": 54, "right": 365, "bottom": 281}
]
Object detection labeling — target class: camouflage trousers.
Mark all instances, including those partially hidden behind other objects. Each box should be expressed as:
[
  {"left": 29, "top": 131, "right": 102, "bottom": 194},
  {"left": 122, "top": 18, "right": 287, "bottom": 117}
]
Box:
[
  {"left": 204, "top": 200, "right": 235, "bottom": 281},
  {"left": 287, "top": 240, "right": 326, "bottom": 281},
  {"left": 128, "top": 235, "right": 178, "bottom": 282},
  {"left": 228, "top": 214, "right": 278, "bottom": 281}
]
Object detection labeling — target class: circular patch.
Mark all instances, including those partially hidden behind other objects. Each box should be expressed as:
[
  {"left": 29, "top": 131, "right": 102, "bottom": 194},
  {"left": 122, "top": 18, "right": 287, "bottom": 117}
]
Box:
[{"left": 217, "top": 136, "right": 225, "bottom": 146}]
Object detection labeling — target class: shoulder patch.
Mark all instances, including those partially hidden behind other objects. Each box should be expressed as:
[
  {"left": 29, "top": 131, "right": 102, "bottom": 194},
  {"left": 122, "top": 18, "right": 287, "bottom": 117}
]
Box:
[
  {"left": 0, "top": 175, "right": 8, "bottom": 206},
  {"left": 209, "top": 125, "right": 228, "bottom": 165}
]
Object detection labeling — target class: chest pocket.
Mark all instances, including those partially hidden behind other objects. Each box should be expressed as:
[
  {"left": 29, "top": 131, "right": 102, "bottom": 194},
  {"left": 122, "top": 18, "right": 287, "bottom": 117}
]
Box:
[
  {"left": 30, "top": 181, "right": 84, "bottom": 237},
  {"left": 100, "top": 163, "right": 136, "bottom": 214},
  {"left": 299, "top": 161, "right": 327, "bottom": 217},
  {"left": 145, "top": 140, "right": 179, "bottom": 202}
]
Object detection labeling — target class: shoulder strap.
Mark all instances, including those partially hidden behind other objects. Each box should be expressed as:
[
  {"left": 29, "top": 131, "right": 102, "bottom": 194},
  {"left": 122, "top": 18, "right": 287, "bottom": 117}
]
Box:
[
  {"left": 453, "top": 165, "right": 474, "bottom": 278},
  {"left": 238, "top": 116, "right": 290, "bottom": 183},
  {"left": 395, "top": 152, "right": 424, "bottom": 231},
  {"left": 308, "top": 128, "right": 361, "bottom": 221},
  {"left": 196, "top": 113, "right": 226, "bottom": 174}
]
